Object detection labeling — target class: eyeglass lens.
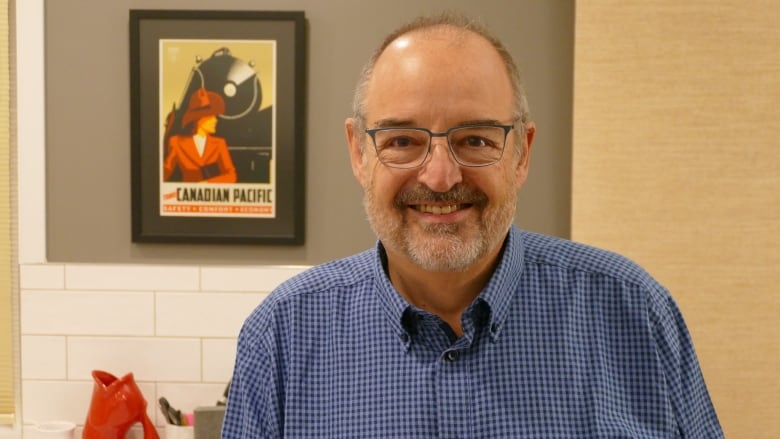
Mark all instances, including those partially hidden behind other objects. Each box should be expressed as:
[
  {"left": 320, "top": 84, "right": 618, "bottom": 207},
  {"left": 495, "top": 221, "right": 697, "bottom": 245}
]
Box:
[{"left": 373, "top": 126, "right": 507, "bottom": 167}]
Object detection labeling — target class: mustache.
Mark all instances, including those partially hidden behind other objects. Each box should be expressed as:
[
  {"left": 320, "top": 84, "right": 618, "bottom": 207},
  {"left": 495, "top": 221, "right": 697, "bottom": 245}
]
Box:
[{"left": 394, "top": 183, "right": 488, "bottom": 207}]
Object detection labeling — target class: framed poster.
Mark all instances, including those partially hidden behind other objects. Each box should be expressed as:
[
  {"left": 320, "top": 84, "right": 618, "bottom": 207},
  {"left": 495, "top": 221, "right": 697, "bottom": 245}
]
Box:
[{"left": 130, "top": 10, "right": 306, "bottom": 244}]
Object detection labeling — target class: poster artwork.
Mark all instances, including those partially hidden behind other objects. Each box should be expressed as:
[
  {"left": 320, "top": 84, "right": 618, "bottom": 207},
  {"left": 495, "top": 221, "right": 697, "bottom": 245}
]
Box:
[{"left": 159, "top": 40, "right": 276, "bottom": 218}]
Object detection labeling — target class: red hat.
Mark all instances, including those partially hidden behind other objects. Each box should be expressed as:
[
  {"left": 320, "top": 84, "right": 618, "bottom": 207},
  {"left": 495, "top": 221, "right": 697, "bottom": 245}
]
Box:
[{"left": 181, "top": 88, "right": 225, "bottom": 128}]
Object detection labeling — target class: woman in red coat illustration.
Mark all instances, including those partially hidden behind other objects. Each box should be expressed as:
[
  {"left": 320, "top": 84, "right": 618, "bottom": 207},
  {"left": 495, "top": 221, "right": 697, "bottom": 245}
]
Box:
[{"left": 163, "top": 88, "right": 237, "bottom": 183}]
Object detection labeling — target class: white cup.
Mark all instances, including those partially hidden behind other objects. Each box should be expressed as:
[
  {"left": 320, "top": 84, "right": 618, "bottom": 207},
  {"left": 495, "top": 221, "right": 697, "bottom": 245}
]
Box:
[
  {"left": 165, "top": 423, "right": 194, "bottom": 439},
  {"left": 30, "top": 421, "right": 76, "bottom": 439}
]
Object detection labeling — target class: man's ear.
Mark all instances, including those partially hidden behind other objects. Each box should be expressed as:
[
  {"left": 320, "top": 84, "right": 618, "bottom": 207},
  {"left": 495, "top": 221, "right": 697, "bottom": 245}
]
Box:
[
  {"left": 345, "top": 118, "right": 367, "bottom": 186},
  {"left": 515, "top": 121, "right": 536, "bottom": 189}
]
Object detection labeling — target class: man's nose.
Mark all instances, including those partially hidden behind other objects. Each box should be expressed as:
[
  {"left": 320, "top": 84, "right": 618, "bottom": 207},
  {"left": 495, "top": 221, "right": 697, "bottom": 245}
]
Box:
[{"left": 416, "top": 138, "right": 463, "bottom": 192}]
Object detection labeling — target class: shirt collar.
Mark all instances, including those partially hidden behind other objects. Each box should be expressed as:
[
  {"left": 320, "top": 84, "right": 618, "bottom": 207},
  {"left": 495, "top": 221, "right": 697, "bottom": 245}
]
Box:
[
  {"left": 372, "top": 245, "right": 415, "bottom": 351},
  {"left": 478, "top": 226, "right": 525, "bottom": 341},
  {"left": 371, "top": 226, "right": 526, "bottom": 350}
]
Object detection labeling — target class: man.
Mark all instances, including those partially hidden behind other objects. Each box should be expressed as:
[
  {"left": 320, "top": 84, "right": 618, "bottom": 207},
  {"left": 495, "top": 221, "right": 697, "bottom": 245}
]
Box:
[
  {"left": 163, "top": 87, "right": 237, "bottom": 183},
  {"left": 222, "top": 13, "right": 723, "bottom": 438}
]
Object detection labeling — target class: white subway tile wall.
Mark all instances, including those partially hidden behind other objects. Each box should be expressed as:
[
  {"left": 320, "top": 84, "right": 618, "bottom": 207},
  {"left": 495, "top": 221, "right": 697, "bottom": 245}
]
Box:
[
  {"left": 20, "top": 336, "right": 66, "bottom": 380},
  {"left": 155, "top": 292, "right": 269, "bottom": 337},
  {"left": 19, "top": 263, "right": 308, "bottom": 432},
  {"left": 19, "top": 264, "right": 65, "bottom": 290},
  {"left": 21, "top": 290, "right": 155, "bottom": 335},
  {"left": 202, "top": 339, "right": 238, "bottom": 383}
]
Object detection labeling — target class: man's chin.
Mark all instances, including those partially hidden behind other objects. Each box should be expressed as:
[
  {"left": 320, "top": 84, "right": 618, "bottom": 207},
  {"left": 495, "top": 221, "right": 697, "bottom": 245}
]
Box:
[
  {"left": 404, "top": 233, "right": 484, "bottom": 272},
  {"left": 417, "top": 222, "right": 461, "bottom": 235},
  {"left": 408, "top": 249, "right": 481, "bottom": 272}
]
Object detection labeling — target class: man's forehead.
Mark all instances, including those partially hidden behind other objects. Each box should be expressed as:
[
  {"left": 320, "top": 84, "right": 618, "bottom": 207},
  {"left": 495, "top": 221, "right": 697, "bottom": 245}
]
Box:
[
  {"left": 382, "top": 26, "right": 484, "bottom": 57},
  {"left": 368, "top": 29, "right": 508, "bottom": 88},
  {"left": 372, "top": 30, "right": 499, "bottom": 81}
]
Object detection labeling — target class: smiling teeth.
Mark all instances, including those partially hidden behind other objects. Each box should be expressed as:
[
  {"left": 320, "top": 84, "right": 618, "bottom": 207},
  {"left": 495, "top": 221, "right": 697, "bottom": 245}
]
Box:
[{"left": 418, "top": 204, "right": 458, "bottom": 214}]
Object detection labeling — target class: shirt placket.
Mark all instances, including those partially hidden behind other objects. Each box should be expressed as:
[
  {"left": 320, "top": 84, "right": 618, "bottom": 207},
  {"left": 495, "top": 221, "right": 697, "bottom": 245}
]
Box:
[
  {"left": 434, "top": 343, "right": 473, "bottom": 439},
  {"left": 414, "top": 314, "right": 475, "bottom": 439}
]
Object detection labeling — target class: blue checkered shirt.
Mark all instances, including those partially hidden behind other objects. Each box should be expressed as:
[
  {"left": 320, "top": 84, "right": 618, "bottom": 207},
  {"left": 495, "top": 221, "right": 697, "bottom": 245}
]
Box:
[{"left": 223, "top": 227, "right": 722, "bottom": 438}]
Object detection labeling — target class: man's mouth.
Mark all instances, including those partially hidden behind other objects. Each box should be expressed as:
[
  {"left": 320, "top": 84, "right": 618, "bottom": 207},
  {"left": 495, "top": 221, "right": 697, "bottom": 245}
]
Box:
[
  {"left": 396, "top": 184, "right": 485, "bottom": 215},
  {"left": 413, "top": 204, "right": 467, "bottom": 214}
]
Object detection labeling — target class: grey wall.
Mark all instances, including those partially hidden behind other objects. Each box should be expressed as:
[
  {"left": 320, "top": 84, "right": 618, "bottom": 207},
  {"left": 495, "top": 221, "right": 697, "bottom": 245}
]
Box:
[{"left": 45, "top": 0, "right": 573, "bottom": 265}]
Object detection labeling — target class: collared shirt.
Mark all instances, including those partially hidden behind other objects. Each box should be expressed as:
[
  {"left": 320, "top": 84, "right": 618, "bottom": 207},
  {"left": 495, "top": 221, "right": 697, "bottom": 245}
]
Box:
[{"left": 222, "top": 227, "right": 723, "bottom": 438}]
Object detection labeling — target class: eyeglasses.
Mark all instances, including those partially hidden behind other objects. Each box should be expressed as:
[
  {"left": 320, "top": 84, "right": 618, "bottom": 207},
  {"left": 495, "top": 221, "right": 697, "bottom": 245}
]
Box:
[{"left": 365, "top": 123, "right": 517, "bottom": 169}]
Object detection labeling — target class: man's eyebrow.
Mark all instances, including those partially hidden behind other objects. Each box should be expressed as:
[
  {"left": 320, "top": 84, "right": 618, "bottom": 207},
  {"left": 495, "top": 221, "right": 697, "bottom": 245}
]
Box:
[
  {"left": 370, "top": 118, "right": 506, "bottom": 129},
  {"left": 371, "top": 118, "right": 417, "bottom": 128},
  {"left": 457, "top": 119, "right": 503, "bottom": 126}
]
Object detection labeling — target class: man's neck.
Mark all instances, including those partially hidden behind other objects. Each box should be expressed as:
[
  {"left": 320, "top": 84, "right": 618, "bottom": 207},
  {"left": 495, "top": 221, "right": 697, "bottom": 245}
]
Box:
[{"left": 385, "top": 242, "right": 503, "bottom": 336}]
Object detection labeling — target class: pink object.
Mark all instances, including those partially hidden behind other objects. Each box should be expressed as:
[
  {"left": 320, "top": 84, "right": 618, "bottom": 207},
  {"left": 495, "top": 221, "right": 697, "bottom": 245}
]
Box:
[{"left": 184, "top": 412, "right": 195, "bottom": 426}]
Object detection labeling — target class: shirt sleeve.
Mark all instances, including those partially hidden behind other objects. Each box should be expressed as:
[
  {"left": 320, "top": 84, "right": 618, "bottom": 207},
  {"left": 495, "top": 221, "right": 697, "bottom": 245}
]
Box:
[
  {"left": 648, "top": 285, "right": 724, "bottom": 438},
  {"left": 222, "top": 318, "right": 281, "bottom": 439}
]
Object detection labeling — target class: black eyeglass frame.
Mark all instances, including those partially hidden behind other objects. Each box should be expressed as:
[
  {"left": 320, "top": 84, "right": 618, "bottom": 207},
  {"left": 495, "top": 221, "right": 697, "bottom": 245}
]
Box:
[{"left": 364, "top": 122, "right": 519, "bottom": 169}]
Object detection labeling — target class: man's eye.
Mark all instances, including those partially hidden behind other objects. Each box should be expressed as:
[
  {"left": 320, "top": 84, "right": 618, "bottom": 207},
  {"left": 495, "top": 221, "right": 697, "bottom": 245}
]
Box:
[
  {"left": 378, "top": 132, "right": 427, "bottom": 148},
  {"left": 387, "top": 136, "right": 413, "bottom": 148},
  {"left": 464, "top": 136, "right": 489, "bottom": 147},
  {"left": 455, "top": 135, "right": 497, "bottom": 148}
]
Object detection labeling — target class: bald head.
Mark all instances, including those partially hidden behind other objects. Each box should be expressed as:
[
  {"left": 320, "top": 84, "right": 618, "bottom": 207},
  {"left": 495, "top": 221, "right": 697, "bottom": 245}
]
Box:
[{"left": 352, "top": 13, "right": 529, "bottom": 130}]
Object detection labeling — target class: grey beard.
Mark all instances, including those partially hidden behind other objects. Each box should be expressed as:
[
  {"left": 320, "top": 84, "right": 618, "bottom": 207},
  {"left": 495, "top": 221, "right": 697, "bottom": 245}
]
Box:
[{"left": 364, "top": 183, "right": 515, "bottom": 272}]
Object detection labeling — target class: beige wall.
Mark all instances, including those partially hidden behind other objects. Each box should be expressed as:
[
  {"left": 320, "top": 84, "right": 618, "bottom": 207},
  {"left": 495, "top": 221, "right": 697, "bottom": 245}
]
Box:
[{"left": 573, "top": 1, "right": 780, "bottom": 437}]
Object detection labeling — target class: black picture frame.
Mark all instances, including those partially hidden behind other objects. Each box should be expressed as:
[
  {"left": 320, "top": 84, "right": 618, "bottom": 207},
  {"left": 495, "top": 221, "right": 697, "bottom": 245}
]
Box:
[{"left": 130, "top": 10, "right": 306, "bottom": 244}]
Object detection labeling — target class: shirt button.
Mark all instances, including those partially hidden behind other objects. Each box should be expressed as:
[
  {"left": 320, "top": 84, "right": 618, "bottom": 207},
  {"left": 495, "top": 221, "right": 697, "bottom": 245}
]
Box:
[
  {"left": 444, "top": 351, "right": 460, "bottom": 362},
  {"left": 400, "top": 333, "right": 409, "bottom": 343}
]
